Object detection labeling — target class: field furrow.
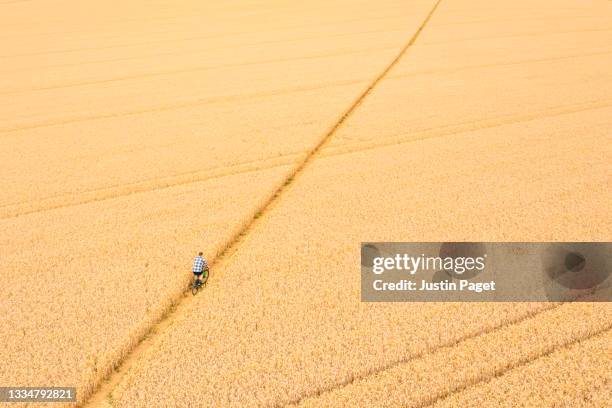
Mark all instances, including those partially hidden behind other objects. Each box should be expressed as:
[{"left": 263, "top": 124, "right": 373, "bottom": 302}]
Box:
[
  {"left": 0, "top": 153, "right": 298, "bottom": 219},
  {"left": 322, "top": 100, "right": 612, "bottom": 159},
  {"left": 430, "top": 329, "right": 611, "bottom": 408},
  {"left": 294, "top": 302, "right": 611, "bottom": 407}
]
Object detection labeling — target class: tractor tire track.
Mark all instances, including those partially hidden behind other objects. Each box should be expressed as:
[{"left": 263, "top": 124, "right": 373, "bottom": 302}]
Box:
[
  {"left": 0, "top": 45, "right": 400, "bottom": 95},
  {"left": 288, "top": 288, "right": 610, "bottom": 407},
  {"left": 285, "top": 303, "right": 561, "bottom": 407},
  {"left": 0, "top": 153, "right": 300, "bottom": 220},
  {"left": 417, "top": 326, "right": 612, "bottom": 408},
  {"left": 0, "top": 78, "right": 368, "bottom": 134},
  {"left": 321, "top": 99, "right": 612, "bottom": 158},
  {"left": 7, "top": 97, "right": 607, "bottom": 220}
]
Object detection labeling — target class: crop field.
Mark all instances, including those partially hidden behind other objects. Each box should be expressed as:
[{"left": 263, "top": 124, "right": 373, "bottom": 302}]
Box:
[
  {"left": 1, "top": 0, "right": 611, "bottom": 407},
  {"left": 430, "top": 330, "right": 612, "bottom": 408},
  {"left": 1, "top": 0, "right": 436, "bottom": 403}
]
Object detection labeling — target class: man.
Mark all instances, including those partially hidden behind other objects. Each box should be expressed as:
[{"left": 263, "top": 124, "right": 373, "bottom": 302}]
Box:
[{"left": 192, "top": 252, "right": 209, "bottom": 285}]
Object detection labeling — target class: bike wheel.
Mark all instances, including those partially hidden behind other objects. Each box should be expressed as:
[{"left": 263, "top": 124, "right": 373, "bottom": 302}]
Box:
[{"left": 191, "top": 285, "right": 198, "bottom": 296}]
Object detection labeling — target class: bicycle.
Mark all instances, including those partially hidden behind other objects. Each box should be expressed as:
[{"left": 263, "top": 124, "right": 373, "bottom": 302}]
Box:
[{"left": 191, "top": 269, "right": 209, "bottom": 296}]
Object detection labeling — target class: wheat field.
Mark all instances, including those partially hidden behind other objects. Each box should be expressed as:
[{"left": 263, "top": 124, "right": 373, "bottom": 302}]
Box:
[
  {"left": 2, "top": 0, "right": 435, "bottom": 403},
  {"left": 1, "top": 0, "right": 611, "bottom": 407}
]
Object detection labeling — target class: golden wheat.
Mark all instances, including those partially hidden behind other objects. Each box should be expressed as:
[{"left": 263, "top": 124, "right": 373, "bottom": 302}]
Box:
[
  {"left": 0, "top": 166, "right": 290, "bottom": 404},
  {"left": 1, "top": 0, "right": 434, "bottom": 212},
  {"left": 2, "top": 0, "right": 611, "bottom": 406},
  {"left": 112, "top": 0, "right": 611, "bottom": 405},
  {"left": 431, "top": 329, "right": 611, "bottom": 408},
  {"left": 295, "top": 303, "right": 611, "bottom": 407},
  {"left": 1, "top": 0, "right": 440, "bottom": 405}
]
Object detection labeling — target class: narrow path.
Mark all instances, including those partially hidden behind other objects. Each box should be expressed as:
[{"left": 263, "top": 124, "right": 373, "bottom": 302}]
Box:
[
  {"left": 419, "top": 326, "right": 612, "bottom": 408},
  {"left": 284, "top": 304, "right": 561, "bottom": 406},
  {"left": 81, "top": 1, "right": 444, "bottom": 406},
  {"left": 6, "top": 97, "right": 609, "bottom": 220}
]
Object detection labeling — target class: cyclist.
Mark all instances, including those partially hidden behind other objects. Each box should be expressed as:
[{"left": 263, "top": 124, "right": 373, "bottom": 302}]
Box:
[{"left": 192, "top": 252, "right": 209, "bottom": 286}]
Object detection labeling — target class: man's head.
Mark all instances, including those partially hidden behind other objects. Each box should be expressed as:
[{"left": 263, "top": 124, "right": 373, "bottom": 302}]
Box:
[{"left": 198, "top": 252, "right": 203, "bottom": 256}]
